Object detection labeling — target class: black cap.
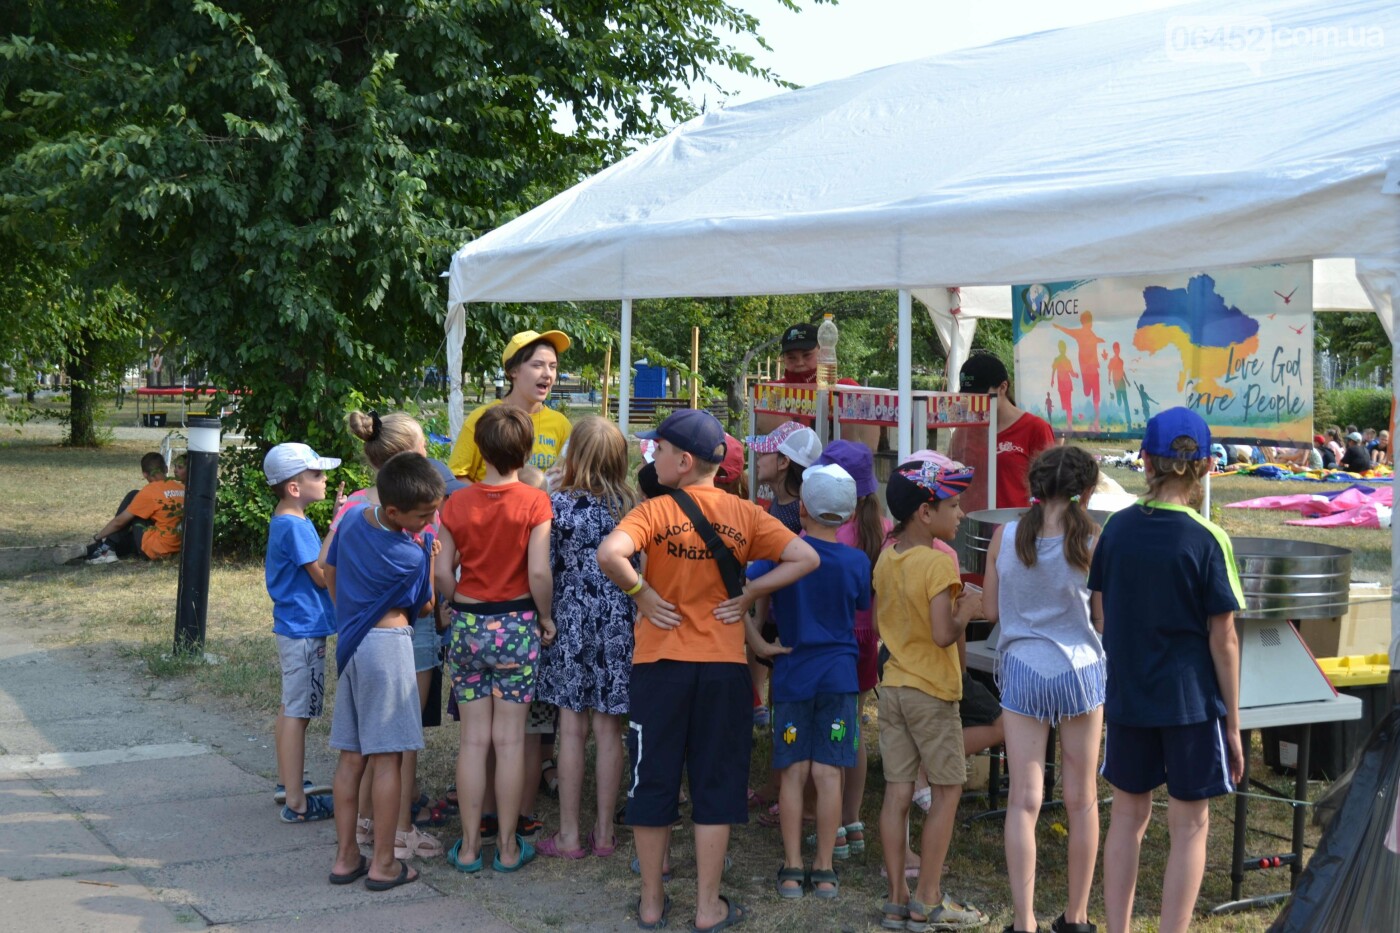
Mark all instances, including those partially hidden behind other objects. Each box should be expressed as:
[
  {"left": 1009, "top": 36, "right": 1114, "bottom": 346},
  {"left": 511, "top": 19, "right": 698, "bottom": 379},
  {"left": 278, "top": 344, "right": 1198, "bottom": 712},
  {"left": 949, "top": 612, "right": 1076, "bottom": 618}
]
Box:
[
  {"left": 781, "top": 323, "right": 819, "bottom": 352},
  {"left": 959, "top": 353, "right": 1010, "bottom": 393}
]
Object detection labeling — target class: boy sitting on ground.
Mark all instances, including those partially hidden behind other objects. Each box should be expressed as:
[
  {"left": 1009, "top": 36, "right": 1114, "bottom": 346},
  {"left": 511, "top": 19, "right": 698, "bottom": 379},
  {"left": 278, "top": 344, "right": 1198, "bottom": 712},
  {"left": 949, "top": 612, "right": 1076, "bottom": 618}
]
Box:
[
  {"left": 263, "top": 443, "right": 342, "bottom": 822},
  {"left": 746, "top": 463, "right": 869, "bottom": 901},
  {"left": 325, "top": 452, "right": 444, "bottom": 891},
  {"left": 84, "top": 452, "right": 185, "bottom": 563}
]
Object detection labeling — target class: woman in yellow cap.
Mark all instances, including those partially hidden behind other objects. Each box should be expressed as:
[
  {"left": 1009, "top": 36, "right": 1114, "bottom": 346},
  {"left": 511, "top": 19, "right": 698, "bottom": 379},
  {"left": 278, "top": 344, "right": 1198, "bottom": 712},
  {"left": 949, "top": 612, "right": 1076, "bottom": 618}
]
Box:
[{"left": 448, "top": 330, "right": 573, "bottom": 482}]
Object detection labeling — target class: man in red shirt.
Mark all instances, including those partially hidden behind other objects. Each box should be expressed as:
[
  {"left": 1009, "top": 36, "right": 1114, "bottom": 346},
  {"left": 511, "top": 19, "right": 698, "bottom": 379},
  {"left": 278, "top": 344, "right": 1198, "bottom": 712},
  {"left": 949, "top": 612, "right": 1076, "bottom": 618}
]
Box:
[
  {"left": 948, "top": 353, "right": 1055, "bottom": 512},
  {"left": 758, "top": 323, "right": 878, "bottom": 451}
]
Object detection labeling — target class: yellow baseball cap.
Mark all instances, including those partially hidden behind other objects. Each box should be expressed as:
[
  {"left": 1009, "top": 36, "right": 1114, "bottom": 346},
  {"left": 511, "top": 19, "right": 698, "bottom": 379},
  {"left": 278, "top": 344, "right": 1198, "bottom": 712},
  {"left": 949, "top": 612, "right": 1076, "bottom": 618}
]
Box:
[{"left": 502, "top": 329, "right": 570, "bottom": 365}]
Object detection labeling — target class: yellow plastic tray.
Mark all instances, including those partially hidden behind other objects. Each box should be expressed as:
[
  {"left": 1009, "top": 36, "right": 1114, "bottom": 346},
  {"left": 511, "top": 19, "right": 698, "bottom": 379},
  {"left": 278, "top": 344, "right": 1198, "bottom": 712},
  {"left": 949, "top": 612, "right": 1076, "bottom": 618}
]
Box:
[{"left": 1317, "top": 653, "right": 1391, "bottom": 687}]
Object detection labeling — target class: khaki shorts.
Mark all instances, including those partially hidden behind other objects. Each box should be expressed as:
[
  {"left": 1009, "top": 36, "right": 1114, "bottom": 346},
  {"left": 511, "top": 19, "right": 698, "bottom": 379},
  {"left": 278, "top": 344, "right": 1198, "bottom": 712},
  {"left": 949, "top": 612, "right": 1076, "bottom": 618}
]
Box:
[{"left": 878, "top": 686, "right": 965, "bottom": 786}]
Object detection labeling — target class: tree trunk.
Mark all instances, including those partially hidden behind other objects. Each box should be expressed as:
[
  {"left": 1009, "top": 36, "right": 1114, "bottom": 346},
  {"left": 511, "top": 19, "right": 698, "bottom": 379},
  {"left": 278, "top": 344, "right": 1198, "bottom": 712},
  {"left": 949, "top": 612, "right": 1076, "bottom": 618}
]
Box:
[{"left": 65, "top": 329, "right": 101, "bottom": 447}]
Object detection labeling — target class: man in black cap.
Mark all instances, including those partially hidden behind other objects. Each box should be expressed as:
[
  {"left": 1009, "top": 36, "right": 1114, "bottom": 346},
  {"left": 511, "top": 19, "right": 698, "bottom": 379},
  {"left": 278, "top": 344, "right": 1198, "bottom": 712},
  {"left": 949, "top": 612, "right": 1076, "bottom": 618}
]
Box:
[
  {"left": 947, "top": 352, "right": 1055, "bottom": 512},
  {"left": 758, "top": 322, "right": 877, "bottom": 449}
]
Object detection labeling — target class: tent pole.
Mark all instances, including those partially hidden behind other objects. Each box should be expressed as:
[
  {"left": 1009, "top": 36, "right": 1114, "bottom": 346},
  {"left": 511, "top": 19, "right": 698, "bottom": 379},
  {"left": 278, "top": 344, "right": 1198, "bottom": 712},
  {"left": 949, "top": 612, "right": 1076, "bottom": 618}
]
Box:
[
  {"left": 600, "top": 342, "right": 612, "bottom": 416},
  {"left": 898, "top": 289, "right": 913, "bottom": 462},
  {"left": 619, "top": 300, "right": 633, "bottom": 433}
]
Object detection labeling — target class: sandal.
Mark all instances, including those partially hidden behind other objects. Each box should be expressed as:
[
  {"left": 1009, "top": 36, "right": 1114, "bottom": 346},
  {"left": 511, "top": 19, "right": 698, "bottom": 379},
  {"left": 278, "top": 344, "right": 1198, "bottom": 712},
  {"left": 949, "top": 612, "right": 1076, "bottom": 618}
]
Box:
[
  {"left": 447, "top": 838, "right": 483, "bottom": 873},
  {"left": 809, "top": 868, "right": 839, "bottom": 900},
  {"left": 588, "top": 829, "right": 618, "bottom": 858},
  {"left": 805, "top": 825, "right": 848, "bottom": 859},
  {"left": 541, "top": 758, "right": 560, "bottom": 797},
  {"left": 923, "top": 893, "right": 988, "bottom": 930},
  {"left": 355, "top": 816, "right": 373, "bottom": 847},
  {"left": 881, "top": 901, "right": 911, "bottom": 931},
  {"left": 537, "top": 834, "right": 588, "bottom": 859},
  {"left": 756, "top": 802, "right": 781, "bottom": 829},
  {"left": 636, "top": 894, "right": 672, "bottom": 930},
  {"left": 776, "top": 865, "right": 806, "bottom": 899},
  {"left": 442, "top": 784, "right": 460, "bottom": 816},
  {"left": 844, "top": 821, "right": 866, "bottom": 855},
  {"left": 413, "top": 801, "right": 449, "bottom": 828},
  {"left": 693, "top": 895, "right": 747, "bottom": 933},
  {"left": 365, "top": 859, "right": 419, "bottom": 892},
  {"left": 395, "top": 826, "right": 444, "bottom": 859}
]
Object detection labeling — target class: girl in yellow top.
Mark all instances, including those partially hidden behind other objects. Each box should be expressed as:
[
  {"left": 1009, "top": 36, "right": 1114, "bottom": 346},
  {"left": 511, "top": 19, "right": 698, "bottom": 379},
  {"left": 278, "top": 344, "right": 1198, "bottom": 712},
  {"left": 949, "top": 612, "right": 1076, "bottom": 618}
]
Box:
[{"left": 448, "top": 330, "right": 573, "bottom": 482}]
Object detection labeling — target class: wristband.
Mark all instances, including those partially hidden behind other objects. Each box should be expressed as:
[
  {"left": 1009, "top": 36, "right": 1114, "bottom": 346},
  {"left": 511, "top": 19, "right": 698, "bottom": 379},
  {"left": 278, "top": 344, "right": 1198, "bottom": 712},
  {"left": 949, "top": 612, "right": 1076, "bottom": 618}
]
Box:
[{"left": 622, "top": 576, "right": 646, "bottom": 597}]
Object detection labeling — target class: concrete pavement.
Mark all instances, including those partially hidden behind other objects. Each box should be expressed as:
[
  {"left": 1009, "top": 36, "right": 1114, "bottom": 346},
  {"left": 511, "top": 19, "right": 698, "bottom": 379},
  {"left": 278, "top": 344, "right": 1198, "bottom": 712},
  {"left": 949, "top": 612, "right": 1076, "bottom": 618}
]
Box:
[{"left": 0, "top": 612, "right": 624, "bottom": 930}]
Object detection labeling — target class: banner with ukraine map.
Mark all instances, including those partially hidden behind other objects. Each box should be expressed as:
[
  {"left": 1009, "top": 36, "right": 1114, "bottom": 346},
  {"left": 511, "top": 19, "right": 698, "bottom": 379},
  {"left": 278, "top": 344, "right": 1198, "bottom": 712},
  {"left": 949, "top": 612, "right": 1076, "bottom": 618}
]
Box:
[{"left": 1011, "top": 263, "right": 1313, "bottom": 446}]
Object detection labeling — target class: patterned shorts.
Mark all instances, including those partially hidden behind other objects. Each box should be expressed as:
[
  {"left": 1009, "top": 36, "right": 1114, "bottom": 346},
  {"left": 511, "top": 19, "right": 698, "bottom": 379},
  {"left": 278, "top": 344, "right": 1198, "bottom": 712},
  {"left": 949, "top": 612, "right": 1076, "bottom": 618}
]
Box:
[{"left": 447, "top": 598, "right": 540, "bottom": 704}]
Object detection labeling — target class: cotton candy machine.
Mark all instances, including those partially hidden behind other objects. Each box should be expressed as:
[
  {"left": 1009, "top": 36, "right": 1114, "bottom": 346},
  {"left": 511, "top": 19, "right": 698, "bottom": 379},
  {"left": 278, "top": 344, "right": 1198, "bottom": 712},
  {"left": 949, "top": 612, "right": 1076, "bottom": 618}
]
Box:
[
  {"left": 1231, "top": 537, "right": 1353, "bottom": 621},
  {"left": 961, "top": 507, "right": 1112, "bottom": 577}
]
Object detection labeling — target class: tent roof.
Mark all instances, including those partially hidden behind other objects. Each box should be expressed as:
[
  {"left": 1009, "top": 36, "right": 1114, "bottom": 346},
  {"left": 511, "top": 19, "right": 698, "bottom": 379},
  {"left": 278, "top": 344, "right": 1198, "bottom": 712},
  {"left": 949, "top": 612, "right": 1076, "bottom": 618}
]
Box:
[{"left": 449, "top": 0, "right": 1400, "bottom": 311}]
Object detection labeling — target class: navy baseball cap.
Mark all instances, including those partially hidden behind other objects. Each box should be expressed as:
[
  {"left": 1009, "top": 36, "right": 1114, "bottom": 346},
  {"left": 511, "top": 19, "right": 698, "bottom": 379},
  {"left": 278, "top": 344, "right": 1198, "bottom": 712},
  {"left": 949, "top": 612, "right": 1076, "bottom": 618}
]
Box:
[
  {"left": 781, "top": 323, "right": 819, "bottom": 352},
  {"left": 1142, "top": 407, "right": 1212, "bottom": 460},
  {"left": 636, "top": 409, "right": 727, "bottom": 464}
]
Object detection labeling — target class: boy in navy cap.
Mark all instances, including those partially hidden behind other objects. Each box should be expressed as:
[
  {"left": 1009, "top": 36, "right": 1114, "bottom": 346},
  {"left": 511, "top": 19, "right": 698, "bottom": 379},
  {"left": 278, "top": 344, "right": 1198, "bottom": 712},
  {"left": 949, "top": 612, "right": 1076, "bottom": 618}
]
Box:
[
  {"left": 598, "top": 409, "right": 819, "bottom": 931},
  {"left": 1089, "top": 408, "right": 1245, "bottom": 933}
]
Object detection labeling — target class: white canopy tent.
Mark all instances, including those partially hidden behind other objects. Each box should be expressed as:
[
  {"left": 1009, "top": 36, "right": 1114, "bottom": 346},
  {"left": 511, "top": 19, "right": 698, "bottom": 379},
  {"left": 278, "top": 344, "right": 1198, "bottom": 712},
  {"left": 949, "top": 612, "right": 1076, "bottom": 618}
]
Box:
[{"left": 446, "top": 0, "right": 1400, "bottom": 663}]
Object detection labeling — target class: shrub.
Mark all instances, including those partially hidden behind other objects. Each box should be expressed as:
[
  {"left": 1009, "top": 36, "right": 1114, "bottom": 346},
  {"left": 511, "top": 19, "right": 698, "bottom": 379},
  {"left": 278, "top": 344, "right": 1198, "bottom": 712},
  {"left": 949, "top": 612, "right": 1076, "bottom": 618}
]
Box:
[
  {"left": 213, "top": 446, "right": 372, "bottom": 559},
  {"left": 1316, "top": 387, "right": 1392, "bottom": 433}
]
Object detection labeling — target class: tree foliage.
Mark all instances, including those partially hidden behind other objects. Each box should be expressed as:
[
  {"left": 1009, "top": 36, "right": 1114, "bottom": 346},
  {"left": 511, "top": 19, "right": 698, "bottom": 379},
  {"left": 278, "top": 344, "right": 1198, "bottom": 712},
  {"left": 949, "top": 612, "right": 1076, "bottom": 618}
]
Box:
[{"left": 2, "top": 0, "right": 822, "bottom": 451}]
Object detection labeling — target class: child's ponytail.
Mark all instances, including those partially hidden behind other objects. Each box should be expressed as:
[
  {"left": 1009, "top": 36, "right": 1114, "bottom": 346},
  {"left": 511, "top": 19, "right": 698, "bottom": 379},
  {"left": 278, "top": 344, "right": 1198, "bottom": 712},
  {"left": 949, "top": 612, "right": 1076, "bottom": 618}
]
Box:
[
  {"left": 851, "top": 494, "right": 885, "bottom": 569},
  {"left": 1015, "top": 446, "right": 1100, "bottom": 571}
]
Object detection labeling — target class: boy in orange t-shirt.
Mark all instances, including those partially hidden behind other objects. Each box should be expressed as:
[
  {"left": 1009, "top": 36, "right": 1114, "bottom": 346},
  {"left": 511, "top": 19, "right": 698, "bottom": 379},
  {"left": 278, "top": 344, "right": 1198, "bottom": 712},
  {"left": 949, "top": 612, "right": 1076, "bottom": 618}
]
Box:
[
  {"left": 86, "top": 452, "right": 185, "bottom": 563},
  {"left": 598, "top": 410, "right": 819, "bottom": 932}
]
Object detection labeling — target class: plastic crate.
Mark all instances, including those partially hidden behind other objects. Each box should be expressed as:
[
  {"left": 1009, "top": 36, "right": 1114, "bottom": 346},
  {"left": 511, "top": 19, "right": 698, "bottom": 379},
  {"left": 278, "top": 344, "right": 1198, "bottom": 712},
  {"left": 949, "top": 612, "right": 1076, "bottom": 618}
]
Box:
[{"left": 1264, "top": 654, "right": 1391, "bottom": 780}]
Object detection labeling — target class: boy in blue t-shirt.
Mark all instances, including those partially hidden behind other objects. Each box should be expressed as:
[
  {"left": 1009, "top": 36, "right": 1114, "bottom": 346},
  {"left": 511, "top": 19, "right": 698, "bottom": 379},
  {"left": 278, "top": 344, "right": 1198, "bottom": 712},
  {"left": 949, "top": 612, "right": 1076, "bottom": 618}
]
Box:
[
  {"left": 325, "top": 452, "right": 443, "bottom": 891},
  {"left": 746, "top": 464, "right": 869, "bottom": 900},
  {"left": 1088, "top": 408, "right": 1245, "bottom": 933},
  {"left": 263, "top": 442, "right": 342, "bottom": 824}
]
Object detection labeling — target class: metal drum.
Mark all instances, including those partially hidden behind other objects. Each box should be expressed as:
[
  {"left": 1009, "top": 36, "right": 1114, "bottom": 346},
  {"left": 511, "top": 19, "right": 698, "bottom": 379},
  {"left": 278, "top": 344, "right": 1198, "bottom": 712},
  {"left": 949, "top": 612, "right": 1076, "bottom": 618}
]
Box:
[
  {"left": 961, "top": 507, "right": 1112, "bottom": 576},
  {"left": 1231, "top": 537, "right": 1352, "bottom": 620}
]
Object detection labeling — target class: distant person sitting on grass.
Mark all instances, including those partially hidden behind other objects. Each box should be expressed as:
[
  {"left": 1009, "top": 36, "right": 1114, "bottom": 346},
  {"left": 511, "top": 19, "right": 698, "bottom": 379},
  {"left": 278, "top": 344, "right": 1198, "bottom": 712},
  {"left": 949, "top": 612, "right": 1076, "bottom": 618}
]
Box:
[
  {"left": 84, "top": 452, "right": 185, "bottom": 564},
  {"left": 263, "top": 442, "right": 342, "bottom": 824},
  {"left": 326, "top": 452, "right": 444, "bottom": 891}
]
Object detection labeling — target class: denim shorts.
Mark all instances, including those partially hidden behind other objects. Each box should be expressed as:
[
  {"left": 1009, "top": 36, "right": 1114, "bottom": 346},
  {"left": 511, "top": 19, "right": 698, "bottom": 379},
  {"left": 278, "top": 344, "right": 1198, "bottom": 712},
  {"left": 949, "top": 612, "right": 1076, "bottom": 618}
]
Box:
[
  {"left": 447, "top": 598, "right": 539, "bottom": 704},
  {"left": 411, "top": 615, "right": 440, "bottom": 673},
  {"left": 771, "top": 692, "right": 860, "bottom": 770}
]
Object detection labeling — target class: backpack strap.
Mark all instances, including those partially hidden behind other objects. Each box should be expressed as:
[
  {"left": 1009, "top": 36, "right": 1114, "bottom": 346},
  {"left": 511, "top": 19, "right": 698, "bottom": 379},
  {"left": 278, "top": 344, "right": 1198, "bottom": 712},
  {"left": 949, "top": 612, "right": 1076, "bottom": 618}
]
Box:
[{"left": 666, "top": 488, "right": 746, "bottom": 598}]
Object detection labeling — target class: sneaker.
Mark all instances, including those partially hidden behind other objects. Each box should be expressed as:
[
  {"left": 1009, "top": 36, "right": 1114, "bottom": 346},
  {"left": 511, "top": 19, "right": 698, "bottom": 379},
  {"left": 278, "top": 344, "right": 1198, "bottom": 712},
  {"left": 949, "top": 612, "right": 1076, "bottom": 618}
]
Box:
[
  {"left": 87, "top": 549, "right": 118, "bottom": 565},
  {"left": 280, "top": 793, "right": 334, "bottom": 823},
  {"left": 518, "top": 815, "right": 543, "bottom": 838},
  {"left": 273, "top": 779, "right": 333, "bottom": 804},
  {"left": 481, "top": 813, "right": 499, "bottom": 845}
]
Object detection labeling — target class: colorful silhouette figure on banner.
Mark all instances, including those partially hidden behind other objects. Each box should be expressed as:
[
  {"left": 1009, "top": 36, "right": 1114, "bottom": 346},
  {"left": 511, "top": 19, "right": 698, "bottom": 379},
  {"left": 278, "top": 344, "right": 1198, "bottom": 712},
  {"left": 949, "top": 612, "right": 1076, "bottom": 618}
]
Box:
[
  {"left": 1107, "top": 342, "right": 1131, "bottom": 427},
  {"left": 1050, "top": 341, "right": 1078, "bottom": 433},
  {"left": 1135, "top": 381, "right": 1158, "bottom": 423},
  {"left": 1054, "top": 311, "right": 1106, "bottom": 431},
  {"left": 1045, "top": 392, "right": 1055, "bottom": 428}
]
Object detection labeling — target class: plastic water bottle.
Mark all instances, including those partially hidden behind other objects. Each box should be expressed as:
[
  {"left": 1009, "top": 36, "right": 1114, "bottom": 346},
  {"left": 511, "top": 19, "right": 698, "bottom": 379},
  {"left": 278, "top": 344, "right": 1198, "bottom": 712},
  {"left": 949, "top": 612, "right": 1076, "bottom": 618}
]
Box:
[{"left": 816, "top": 313, "right": 839, "bottom": 390}]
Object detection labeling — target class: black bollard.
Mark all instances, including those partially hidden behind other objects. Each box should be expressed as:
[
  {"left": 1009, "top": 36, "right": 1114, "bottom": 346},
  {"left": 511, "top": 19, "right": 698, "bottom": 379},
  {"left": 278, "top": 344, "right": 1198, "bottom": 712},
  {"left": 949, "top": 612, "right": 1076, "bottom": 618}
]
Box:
[{"left": 174, "top": 416, "right": 222, "bottom": 654}]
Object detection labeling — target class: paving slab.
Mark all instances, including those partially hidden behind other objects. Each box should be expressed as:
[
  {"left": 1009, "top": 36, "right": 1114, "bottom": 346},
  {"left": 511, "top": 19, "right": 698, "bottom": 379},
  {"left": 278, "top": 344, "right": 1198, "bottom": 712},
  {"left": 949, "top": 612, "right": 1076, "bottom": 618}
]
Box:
[
  {"left": 229, "top": 892, "right": 520, "bottom": 932},
  {"left": 0, "top": 870, "right": 200, "bottom": 932},
  {"left": 0, "top": 717, "right": 176, "bottom": 757},
  {"left": 0, "top": 790, "right": 126, "bottom": 880},
  {"left": 39, "top": 751, "right": 267, "bottom": 812},
  {"left": 143, "top": 847, "right": 441, "bottom": 925},
  {"left": 0, "top": 687, "right": 147, "bottom": 725},
  {"left": 95, "top": 791, "right": 336, "bottom": 865},
  {"left": 0, "top": 777, "right": 60, "bottom": 817}
]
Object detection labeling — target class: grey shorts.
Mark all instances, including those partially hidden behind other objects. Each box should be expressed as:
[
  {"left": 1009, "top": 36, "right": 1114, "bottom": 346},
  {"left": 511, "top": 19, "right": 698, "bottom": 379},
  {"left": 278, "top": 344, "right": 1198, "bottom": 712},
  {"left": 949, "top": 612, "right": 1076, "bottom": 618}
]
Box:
[
  {"left": 411, "top": 616, "right": 439, "bottom": 673},
  {"left": 329, "top": 627, "right": 424, "bottom": 756},
  {"left": 277, "top": 634, "right": 326, "bottom": 719}
]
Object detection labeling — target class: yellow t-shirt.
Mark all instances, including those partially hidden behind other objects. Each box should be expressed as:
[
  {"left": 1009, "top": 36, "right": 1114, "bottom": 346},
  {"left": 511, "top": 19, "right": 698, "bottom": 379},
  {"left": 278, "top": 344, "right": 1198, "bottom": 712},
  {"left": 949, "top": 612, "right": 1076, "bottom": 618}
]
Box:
[
  {"left": 874, "top": 544, "right": 963, "bottom": 701},
  {"left": 616, "top": 486, "right": 797, "bottom": 665},
  {"left": 447, "top": 401, "right": 572, "bottom": 482}
]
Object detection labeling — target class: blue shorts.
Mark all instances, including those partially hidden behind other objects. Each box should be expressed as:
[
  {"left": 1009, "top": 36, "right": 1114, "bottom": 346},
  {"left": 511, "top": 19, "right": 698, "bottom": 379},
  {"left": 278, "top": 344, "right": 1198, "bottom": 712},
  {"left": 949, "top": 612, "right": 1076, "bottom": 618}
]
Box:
[
  {"left": 771, "top": 693, "right": 860, "bottom": 769},
  {"left": 625, "top": 661, "right": 751, "bottom": 827},
  {"left": 1101, "top": 717, "right": 1234, "bottom": 801}
]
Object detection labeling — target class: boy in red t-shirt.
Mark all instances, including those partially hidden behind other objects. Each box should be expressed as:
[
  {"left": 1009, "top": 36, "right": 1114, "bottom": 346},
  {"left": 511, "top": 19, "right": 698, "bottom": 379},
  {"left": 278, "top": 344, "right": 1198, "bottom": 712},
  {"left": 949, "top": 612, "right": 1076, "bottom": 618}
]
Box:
[
  {"left": 948, "top": 353, "right": 1055, "bottom": 512},
  {"left": 435, "top": 406, "right": 555, "bottom": 874},
  {"left": 598, "top": 409, "right": 819, "bottom": 932},
  {"left": 86, "top": 452, "right": 185, "bottom": 563}
]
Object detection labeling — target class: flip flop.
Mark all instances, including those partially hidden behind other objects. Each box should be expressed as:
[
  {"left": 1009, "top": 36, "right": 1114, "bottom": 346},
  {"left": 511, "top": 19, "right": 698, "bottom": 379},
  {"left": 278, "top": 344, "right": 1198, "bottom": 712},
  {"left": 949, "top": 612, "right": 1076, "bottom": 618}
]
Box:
[
  {"left": 691, "top": 895, "right": 747, "bottom": 933},
  {"left": 328, "top": 855, "right": 369, "bottom": 885},
  {"left": 364, "top": 859, "right": 418, "bottom": 892},
  {"left": 637, "top": 893, "right": 673, "bottom": 930}
]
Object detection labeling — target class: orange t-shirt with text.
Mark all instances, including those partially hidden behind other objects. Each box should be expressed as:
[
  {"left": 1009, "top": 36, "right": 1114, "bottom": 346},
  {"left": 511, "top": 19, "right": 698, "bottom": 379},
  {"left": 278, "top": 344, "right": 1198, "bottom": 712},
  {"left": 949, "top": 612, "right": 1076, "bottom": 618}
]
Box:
[
  {"left": 617, "top": 486, "right": 797, "bottom": 665},
  {"left": 128, "top": 480, "right": 185, "bottom": 559}
]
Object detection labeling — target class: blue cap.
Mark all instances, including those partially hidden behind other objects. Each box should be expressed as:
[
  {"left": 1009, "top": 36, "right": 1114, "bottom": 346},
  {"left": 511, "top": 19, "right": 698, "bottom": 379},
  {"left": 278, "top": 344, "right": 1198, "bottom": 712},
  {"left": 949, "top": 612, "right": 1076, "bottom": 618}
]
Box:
[
  {"left": 636, "top": 409, "right": 727, "bottom": 464},
  {"left": 1142, "top": 408, "right": 1212, "bottom": 460}
]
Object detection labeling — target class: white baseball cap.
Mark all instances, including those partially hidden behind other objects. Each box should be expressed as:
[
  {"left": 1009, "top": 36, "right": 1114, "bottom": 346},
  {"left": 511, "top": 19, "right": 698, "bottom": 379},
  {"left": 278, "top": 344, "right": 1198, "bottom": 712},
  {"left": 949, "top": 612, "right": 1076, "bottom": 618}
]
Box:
[
  {"left": 776, "top": 426, "right": 823, "bottom": 468},
  {"left": 801, "top": 463, "right": 857, "bottom": 526},
  {"left": 263, "top": 443, "right": 341, "bottom": 486}
]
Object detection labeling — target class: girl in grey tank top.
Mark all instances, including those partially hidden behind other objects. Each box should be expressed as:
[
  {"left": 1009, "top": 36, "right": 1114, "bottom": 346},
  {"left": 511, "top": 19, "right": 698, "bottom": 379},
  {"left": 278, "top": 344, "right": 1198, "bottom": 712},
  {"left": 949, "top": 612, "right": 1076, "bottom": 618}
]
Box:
[{"left": 981, "top": 446, "right": 1104, "bottom": 933}]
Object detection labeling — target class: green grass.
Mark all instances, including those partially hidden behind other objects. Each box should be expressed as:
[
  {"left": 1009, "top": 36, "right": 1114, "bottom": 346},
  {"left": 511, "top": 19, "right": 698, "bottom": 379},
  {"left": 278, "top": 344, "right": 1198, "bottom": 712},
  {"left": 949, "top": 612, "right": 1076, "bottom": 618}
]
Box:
[{"left": 0, "top": 425, "right": 1387, "bottom": 931}]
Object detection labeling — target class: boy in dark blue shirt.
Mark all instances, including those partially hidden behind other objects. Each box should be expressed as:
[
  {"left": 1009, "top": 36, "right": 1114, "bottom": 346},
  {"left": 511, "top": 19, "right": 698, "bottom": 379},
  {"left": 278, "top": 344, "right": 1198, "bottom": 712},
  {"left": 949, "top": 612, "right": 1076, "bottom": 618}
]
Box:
[
  {"left": 325, "top": 452, "right": 443, "bottom": 892},
  {"left": 1088, "top": 409, "right": 1244, "bottom": 933},
  {"left": 263, "top": 443, "right": 342, "bottom": 823},
  {"left": 746, "top": 464, "right": 869, "bottom": 900}
]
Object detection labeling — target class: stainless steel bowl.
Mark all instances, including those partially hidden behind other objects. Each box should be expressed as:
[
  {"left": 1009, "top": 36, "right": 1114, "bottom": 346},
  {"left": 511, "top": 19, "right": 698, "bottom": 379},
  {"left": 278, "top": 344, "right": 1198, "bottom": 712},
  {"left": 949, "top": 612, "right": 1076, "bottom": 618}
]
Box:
[
  {"left": 1231, "top": 537, "right": 1353, "bottom": 620},
  {"left": 961, "top": 507, "right": 1111, "bottom": 576}
]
